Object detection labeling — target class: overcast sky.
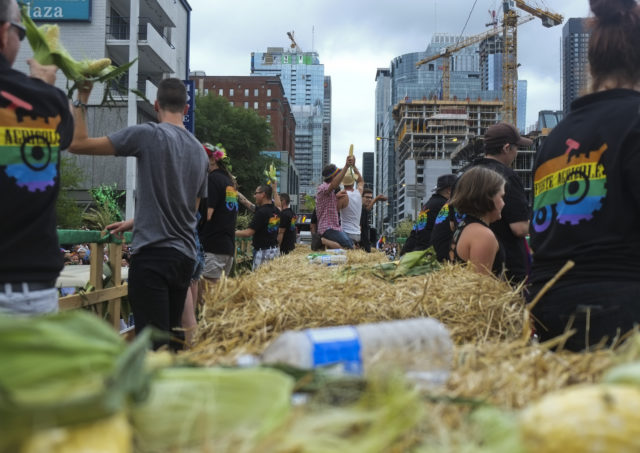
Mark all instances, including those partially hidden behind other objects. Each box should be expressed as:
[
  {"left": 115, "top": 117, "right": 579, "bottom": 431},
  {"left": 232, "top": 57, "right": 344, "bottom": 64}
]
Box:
[{"left": 188, "top": 0, "right": 591, "bottom": 168}]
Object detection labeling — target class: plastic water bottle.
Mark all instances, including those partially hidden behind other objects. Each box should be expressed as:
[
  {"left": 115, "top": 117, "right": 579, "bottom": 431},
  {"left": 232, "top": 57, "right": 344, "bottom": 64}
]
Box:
[
  {"left": 309, "top": 254, "right": 348, "bottom": 266},
  {"left": 324, "top": 249, "right": 347, "bottom": 255},
  {"left": 261, "top": 318, "right": 453, "bottom": 385}
]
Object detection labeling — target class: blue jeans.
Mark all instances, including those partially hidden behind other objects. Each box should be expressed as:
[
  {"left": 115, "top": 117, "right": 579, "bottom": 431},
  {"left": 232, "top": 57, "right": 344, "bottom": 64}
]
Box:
[{"left": 322, "top": 229, "right": 354, "bottom": 249}]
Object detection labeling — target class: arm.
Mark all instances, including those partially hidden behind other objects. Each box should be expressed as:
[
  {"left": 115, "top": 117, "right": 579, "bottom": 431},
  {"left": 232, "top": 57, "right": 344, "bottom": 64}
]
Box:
[
  {"left": 237, "top": 192, "right": 256, "bottom": 212},
  {"left": 235, "top": 228, "right": 256, "bottom": 238},
  {"left": 328, "top": 156, "right": 355, "bottom": 191},
  {"left": 277, "top": 227, "right": 285, "bottom": 245},
  {"left": 27, "top": 59, "right": 58, "bottom": 85},
  {"left": 368, "top": 194, "right": 388, "bottom": 211},
  {"left": 272, "top": 180, "right": 281, "bottom": 209},
  {"left": 68, "top": 84, "right": 117, "bottom": 155},
  {"left": 336, "top": 189, "right": 349, "bottom": 210},
  {"left": 353, "top": 166, "right": 365, "bottom": 194},
  {"left": 509, "top": 220, "right": 530, "bottom": 238}
]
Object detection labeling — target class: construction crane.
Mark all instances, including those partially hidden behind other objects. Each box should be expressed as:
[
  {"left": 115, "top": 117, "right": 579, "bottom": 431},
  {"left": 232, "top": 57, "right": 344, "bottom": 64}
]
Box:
[
  {"left": 286, "top": 31, "right": 302, "bottom": 52},
  {"left": 502, "top": 0, "right": 563, "bottom": 125},
  {"left": 415, "top": 14, "right": 534, "bottom": 101}
]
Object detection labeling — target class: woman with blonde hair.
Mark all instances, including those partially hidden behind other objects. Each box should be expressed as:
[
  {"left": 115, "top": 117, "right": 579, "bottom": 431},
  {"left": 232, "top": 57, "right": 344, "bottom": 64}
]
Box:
[{"left": 448, "top": 167, "right": 506, "bottom": 276}]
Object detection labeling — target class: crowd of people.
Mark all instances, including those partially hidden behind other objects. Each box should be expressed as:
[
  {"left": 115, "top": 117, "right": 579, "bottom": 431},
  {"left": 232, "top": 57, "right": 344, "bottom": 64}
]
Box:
[{"left": 2, "top": 0, "right": 640, "bottom": 352}]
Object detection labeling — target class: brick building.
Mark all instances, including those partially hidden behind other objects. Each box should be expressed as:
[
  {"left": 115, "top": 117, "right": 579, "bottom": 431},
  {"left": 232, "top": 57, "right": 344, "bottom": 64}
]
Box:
[
  {"left": 190, "top": 75, "right": 300, "bottom": 205},
  {"left": 191, "top": 76, "right": 296, "bottom": 160}
]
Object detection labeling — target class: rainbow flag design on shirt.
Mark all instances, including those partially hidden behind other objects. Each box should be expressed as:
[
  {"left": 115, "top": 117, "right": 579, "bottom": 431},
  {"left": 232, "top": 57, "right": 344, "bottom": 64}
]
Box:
[
  {"left": 225, "top": 186, "right": 238, "bottom": 211},
  {"left": 290, "top": 215, "right": 297, "bottom": 231},
  {"left": 532, "top": 142, "right": 607, "bottom": 232},
  {"left": 412, "top": 209, "right": 429, "bottom": 231},
  {"left": 0, "top": 91, "right": 61, "bottom": 192},
  {"left": 267, "top": 213, "right": 280, "bottom": 233},
  {"left": 434, "top": 204, "right": 450, "bottom": 225}
]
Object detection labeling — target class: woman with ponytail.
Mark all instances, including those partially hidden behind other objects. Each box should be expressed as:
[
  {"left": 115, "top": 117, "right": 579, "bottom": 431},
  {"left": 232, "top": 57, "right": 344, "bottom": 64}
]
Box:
[{"left": 528, "top": 0, "right": 640, "bottom": 351}]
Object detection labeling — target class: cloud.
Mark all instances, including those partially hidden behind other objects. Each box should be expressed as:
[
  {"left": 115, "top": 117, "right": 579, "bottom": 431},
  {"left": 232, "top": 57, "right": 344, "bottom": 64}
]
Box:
[{"left": 189, "top": 0, "right": 591, "bottom": 172}]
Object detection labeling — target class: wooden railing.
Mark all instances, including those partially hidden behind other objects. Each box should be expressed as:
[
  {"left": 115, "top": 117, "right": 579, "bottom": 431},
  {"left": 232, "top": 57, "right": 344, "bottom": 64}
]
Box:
[{"left": 57, "top": 230, "right": 131, "bottom": 330}]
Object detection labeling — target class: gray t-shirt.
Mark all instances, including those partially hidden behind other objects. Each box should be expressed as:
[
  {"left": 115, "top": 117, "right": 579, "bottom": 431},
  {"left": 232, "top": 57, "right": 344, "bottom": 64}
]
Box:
[{"left": 109, "top": 122, "right": 208, "bottom": 259}]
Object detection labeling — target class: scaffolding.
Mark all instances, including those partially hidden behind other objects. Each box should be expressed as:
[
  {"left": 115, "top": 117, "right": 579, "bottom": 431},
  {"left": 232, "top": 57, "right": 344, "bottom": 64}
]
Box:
[{"left": 391, "top": 98, "right": 503, "bottom": 220}]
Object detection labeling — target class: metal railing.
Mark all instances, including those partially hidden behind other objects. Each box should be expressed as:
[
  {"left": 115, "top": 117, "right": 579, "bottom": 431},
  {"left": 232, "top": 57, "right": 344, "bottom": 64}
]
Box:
[{"left": 106, "top": 16, "right": 175, "bottom": 49}]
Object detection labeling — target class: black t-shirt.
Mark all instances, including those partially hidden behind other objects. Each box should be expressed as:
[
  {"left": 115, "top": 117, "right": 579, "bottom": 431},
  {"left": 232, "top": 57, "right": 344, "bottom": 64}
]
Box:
[
  {"left": 0, "top": 55, "right": 74, "bottom": 283},
  {"left": 430, "top": 158, "right": 530, "bottom": 281},
  {"left": 279, "top": 207, "right": 297, "bottom": 254},
  {"left": 250, "top": 203, "right": 280, "bottom": 250},
  {"left": 200, "top": 169, "right": 238, "bottom": 255},
  {"left": 530, "top": 89, "right": 640, "bottom": 286},
  {"left": 402, "top": 193, "right": 448, "bottom": 255}
]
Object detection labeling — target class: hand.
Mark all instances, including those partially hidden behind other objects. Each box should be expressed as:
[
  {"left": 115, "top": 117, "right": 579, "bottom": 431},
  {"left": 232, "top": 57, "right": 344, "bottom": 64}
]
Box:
[
  {"left": 27, "top": 59, "right": 58, "bottom": 85},
  {"left": 378, "top": 195, "right": 388, "bottom": 201},
  {"left": 105, "top": 219, "right": 134, "bottom": 238},
  {"left": 346, "top": 155, "right": 355, "bottom": 167},
  {"left": 77, "top": 80, "right": 94, "bottom": 104},
  {"left": 336, "top": 189, "right": 347, "bottom": 200}
]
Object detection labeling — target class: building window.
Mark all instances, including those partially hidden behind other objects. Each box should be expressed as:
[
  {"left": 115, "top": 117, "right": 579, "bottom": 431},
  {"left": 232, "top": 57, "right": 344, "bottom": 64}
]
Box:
[
  {"left": 230, "top": 89, "right": 234, "bottom": 96},
  {"left": 218, "top": 88, "right": 223, "bottom": 96},
  {"left": 266, "top": 115, "right": 271, "bottom": 123},
  {"left": 204, "top": 89, "right": 209, "bottom": 96},
  {"left": 244, "top": 88, "right": 249, "bottom": 96},
  {"left": 254, "top": 88, "right": 259, "bottom": 96},
  {"left": 266, "top": 101, "right": 271, "bottom": 109},
  {"left": 267, "top": 89, "right": 272, "bottom": 96},
  {"left": 253, "top": 101, "right": 259, "bottom": 109},
  {"left": 244, "top": 101, "right": 249, "bottom": 109},
  {"left": 229, "top": 101, "right": 234, "bottom": 107}
]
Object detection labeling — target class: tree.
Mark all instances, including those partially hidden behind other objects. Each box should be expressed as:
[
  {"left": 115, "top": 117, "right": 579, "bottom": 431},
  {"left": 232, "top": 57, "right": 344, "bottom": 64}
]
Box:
[
  {"left": 194, "top": 94, "right": 277, "bottom": 197},
  {"left": 56, "top": 156, "right": 84, "bottom": 228}
]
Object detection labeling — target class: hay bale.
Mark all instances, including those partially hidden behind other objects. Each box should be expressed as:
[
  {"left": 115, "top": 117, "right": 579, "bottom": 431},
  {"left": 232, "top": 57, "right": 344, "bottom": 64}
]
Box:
[{"left": 188, "top": 247, "right": 525, "bottom": 364}]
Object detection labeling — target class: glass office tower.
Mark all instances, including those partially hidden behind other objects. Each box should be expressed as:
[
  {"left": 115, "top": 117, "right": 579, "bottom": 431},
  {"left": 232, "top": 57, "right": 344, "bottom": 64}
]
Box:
[{"left": 252, "top": 48, "right": 328, "bottom": 195}]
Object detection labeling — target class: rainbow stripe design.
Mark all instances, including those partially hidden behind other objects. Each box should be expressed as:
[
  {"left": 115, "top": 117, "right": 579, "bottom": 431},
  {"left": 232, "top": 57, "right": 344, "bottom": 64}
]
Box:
[
  {"left": 412, "top": 209, "right": 429, "bottom": 231},
  {"left": 225, "top": 186, "right": 238, "bottom": 211},
  {"left": 532, "top": 143, "right": 607, "bottom": 232},
  {"left": 434, "top": 204, "right": 449, "bottom": 225},
  {"left": 290, "top": 215, "right": 297, "bottom": 231},
  {"left": 0, "top": 98, "right": 61, "bottom": 192},
  {"left": 267, "top": 213, "right": 280, "bottom": 233}
]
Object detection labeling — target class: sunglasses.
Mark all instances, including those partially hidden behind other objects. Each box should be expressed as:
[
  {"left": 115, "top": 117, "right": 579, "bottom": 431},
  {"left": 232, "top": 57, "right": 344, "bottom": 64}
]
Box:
[
  {"left": 254, "top": 191, "right": 264, "bottom": 195},
  {"left": 10, "top": 21, "right": 26, "bottom": 41}
]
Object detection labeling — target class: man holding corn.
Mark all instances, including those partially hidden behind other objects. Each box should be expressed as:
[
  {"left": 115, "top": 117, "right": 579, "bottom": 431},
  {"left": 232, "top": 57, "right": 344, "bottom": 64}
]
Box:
[
  {"left": 68, "top": 79, "right": 208, "bottom": 350},
  {"left": 0, "top": 0, "right": 74, "bottom": 314}
]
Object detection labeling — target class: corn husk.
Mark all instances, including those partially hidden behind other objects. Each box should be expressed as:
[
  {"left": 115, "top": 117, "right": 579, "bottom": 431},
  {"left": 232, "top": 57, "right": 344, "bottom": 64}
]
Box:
[
  {"left": 21, "top": 6, "right": 137, "bottom": 99},
  {"left": 0, "top": 311, "right": 151, "bottom": 451},
  {"left": 129, "top": 367, "right": 293, "bottom": 452}
]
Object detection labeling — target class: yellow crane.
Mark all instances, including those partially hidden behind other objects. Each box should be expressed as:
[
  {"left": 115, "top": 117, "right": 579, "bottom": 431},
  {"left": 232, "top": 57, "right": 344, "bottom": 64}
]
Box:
[
  {"left": 502, "top": 0, "right": 563, "bottom": 125},
  {"left": 415, "top": 14, "right": 534, "bottom": 101}
]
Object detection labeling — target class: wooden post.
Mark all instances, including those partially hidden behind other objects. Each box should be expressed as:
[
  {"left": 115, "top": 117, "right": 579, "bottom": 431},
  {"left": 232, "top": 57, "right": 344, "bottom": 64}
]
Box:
[
  {"left": 108, "top": 243, "right": 123, "bottom": 330},
  {"left": 89, "top": 243, "right": 104, "bottom": 317}
]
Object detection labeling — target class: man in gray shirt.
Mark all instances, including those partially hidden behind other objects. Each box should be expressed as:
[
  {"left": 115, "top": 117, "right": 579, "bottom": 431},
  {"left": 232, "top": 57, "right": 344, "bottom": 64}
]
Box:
[{"left": 69, "top": 78, "right": 208, "bottom": 349}]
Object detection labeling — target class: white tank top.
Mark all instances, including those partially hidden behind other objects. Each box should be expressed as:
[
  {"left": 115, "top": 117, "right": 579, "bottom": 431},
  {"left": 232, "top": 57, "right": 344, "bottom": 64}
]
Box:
[{"left": 340, "top": 189, "right": 362, "bottom": 235}]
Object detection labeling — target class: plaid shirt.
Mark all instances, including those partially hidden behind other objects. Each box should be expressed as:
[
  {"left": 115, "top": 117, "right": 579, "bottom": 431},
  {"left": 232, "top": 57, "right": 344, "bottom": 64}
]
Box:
[{"left": 316, "top": 182, "right": 341, "bottom": 235}]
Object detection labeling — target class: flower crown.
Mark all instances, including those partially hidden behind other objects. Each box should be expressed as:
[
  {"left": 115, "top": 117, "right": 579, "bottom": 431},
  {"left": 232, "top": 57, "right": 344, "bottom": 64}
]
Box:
[
  {"left": 203, "top": 142, "right": 228, "bottom": 162},
  {"left": 212, "top": 144, "right": 227, "bottom": 162}
]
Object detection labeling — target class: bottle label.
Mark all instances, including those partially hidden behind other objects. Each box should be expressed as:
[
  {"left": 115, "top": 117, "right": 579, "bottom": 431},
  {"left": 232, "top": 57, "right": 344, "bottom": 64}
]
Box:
[{"left": 306, "top": 326, "right": 362, "bottom": 375}]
